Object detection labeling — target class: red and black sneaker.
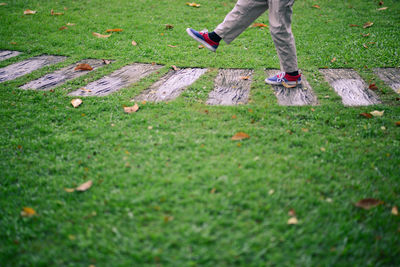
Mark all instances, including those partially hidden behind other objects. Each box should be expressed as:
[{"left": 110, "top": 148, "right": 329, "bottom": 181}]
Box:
[{"left": 186, "top": 28, "right": 219, "bottom": 52}]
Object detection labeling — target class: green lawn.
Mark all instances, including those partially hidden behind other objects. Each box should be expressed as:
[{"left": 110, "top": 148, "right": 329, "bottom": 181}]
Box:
[{"left": 1, "top": 0, "right": 399, "bottom": 266}]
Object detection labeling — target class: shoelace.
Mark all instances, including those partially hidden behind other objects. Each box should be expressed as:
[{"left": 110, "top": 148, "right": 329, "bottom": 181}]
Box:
[{"left": 275, "top": 72, "right": 286, "bottom": 82}]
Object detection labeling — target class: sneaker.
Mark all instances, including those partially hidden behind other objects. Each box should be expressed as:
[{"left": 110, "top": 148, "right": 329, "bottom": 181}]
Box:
[
  {"left": 265, "top": 72, "right": 301, "bottom": 88},
  {"left": 186, "top": 28, "right": 219, "bottom": 52}
]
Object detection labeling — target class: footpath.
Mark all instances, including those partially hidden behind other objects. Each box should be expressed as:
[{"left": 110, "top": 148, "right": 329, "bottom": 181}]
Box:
[{"left": 0, "top": 50, "right": 399, "bottom": 106}]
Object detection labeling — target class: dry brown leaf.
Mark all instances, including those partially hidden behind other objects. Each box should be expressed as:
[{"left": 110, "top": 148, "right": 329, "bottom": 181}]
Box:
[
  {"left": 92, "top": 32, "right": 111, "bottom": 38},
  {"left": 370, "top": 110, "right": 384, "bottom": 117},
  {"left": 186, "top": 2, "right": 201, "bottom": 7},
  {"left": 124, "top": 103, "right": 139, "bottom": 113},
  {"left": 24, "top": 9, "right": 36, "bottom": 15},
  {"left": 165, "top": 24, "right": 174, "bottom": 30},
  {"left": 210, "top": 188, "right": 216, "bottom": 194},
  {"left": 231, "top": 132, "right": 250, "bottom": 141},
  {"left": 198, "top": 45, "right": 205, "bottom": 49},
  {"left": 355, "top": 198, "right": 383, "bottom": 210},
  {"left": 349, "top": 24, "right": 359, "bottom": 27},
  {"left": 21, "top": 207, "right": 36, "bottom": 217},
  {"left": 71, "top": 98, "right": 82, "bottom": 108},
  {"left": 106, "top": 28, "right": 123, "bottom": 32},
  {"left": 168, "top": 45, "right": 178, "bottom": 48},
  {"left": 287, "top": 217, "right": 298, "bottom": 225},
  {"left": 360, "top": 112, "right": 372, "bottom": 118},
  {"left": 59, "top": 26, "right": 68, "bottom": 31},
  {"left": 131, "top": 40, "right": 137, "bottom": 46},
  {"left": 171, "top": 65, "right": 179, "bottom": 71},
  {"left": 312, "top": 4, "right": 320, "bottom": 8},
  {"left": 232, "top": 115, "right": 237, "bottom": 119},
  {"left": 396, "top": 121, "right": 400, "bottom": 126},
  {"left": 392, "top": 206, "right": 399, "bottom": 216},
  {"left": 164, "top": 215, "right": 174, "bottom": 222},
  {"left": 363, "top": 22, "right": 374, "bottom": 29},
  {"left": 0, "top": 3, "right": 8, "bottom": 6},
  {"left": 288, "top": 209, "right": 296, "bottom": 217},
  {"left": 331, "top": 57, "right": 337, "bottom": 63},
  {"left": 102, "top": 59, "right": 111, "bottom": 65},
  {"left": 74, "top": 63, "right": 93, "bottom": 71},
  {"left": 363, "top": 43, "right": 369, "bottom": 49},
  {"left": 64, "top": 188, "right": 75, "bottom": 193},
  {"left": 369, "top": 83, "right": 378, "bottom": 90},
  {"left": 51, "top": 9, "right": 64, "bottom": 15},
  {"left": 251, "top": 23, "right": 268, "bottom": 28},
  {"left": 66, "top": 22, "right": 75, "bottom": 26},
  {"left": 379, "top": 1, "right": 384, "bottom": 6},
  {"left": 378, "top": 7, "right": 388, "bottom": 11},
  {"left": 361, "top": 33, "right": 370, "bottom": 37},
  {"left": 76, "top": 180, "right": 93, "bottom": 192},
  {"left": 240, "top": 76, "right": 250, "bottom": 80}
]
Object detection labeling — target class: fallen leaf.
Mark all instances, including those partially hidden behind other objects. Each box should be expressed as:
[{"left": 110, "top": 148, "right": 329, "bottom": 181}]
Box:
[
  {"left": 379, "top": 1, "right": 384, "bottom": 6},
  {"left": 288, "top": 209, "right": 296, "bottom": 217},
  {"left": 392, "top": 206, "right": 399, "bottom": 216},
  {"left": 165, "top": 24, "right": 174, "bottom": 29},
  {"left": 268, "top": 189, "right": 275, "bottom": 195},
  {"left": 363, "top": 22, "right": 374, "bottom": 29},
  {"left": 251, "top": 23, "right": 268, "bottom": 28},
  {"left": 186, "top": 2, "right": 201, "bottom": 7},
  {"left": 231, "top": 132, "right": 250, "bottom": 141},
  {"left": 106, "top": 28, "right": 123, "bottom": 32},
  {"left": 164, "top": 215, "right": 174, "bottom": 222},
  {"left": 361, "top": 33, "right": 370, "bottom": 37},
  {"left": 59, "top": 26, "right": 68, "bottom": 31},
  {"left": 363, "top": 44, "right": 369, "bottom": 49},
  {"left": 10, "top": 42, "right": 17, "bottom": 45},
  {"left": 92, "top": 32, "right": 111, "bottom": 38},
  {"left": 0, "top": 3, "right": 7, "bottom": 6},
  {"left": 232, "top": 115, "right": 237, "bottom": 119},
  {"left": 378, "top": 7, "right": 388, "bottom": 11},
  {"left": 124, "top": 103, "right": 139, "bottom": 113},
  {"left": 21, "top": 207, "right": 36, "bottom": 217},
  {"left": 66, "top": 23, "right": 75, "bottom": 26},
  {"left": 24, "top": 9, "right": 36, "bottom": 15},
  {"left": 76, "top": 180, "right": 93, "bottom": 192},
  {"left": 331, "top": 57, "right": 336, "bottom": 63},
  {"left": 368, "top": 83, "right": 378, "bottom": 90},
  {"left": 131, "top": 40, "right": 137, "bottom": 46},
  {"left": 355, "top": 198, "right": 383, "bottom": 210},
  {"left": 51, "top": 9, "right": 64, "bottom": 15},
  {"left": 168, "top": 45, "right": 177, "bottom": 48},
  {"left": 171, "top": 65, "right": 179, "bottom": 71},
  {"left": 64, "top": 188, "right": 75, "bottom": 193},
  {"left": 287, "top": 217, "right": 298, "bottom": 225},
  {"left": 74, "top": 63, "right": 93, "bottom": 71},
  {"left": 349, "top": 24, "right": 359, "bottom": 27},
  {"left": 312, "top": 4, "right": 320, "bottom": 8},
  {"left": 198, "top": 45, "right": 205, "bottom": 49},
  {"left": 370, "top": 110, "right": 384, "bottom": 117},
  {"left": 240, "top": 76, "right": 250, "bottom": 80},
  {"left": 71, "top": 98, "right": 82, "bottom": 108},
  {"left": 396, "top": 121, "right": 400, "bottom": 126},
  {"left": 102, "top": 59, "right": 111, "bottom": 65},
  {"left": 210, "top": 188, "right": 216, "bottom": 194},
  {"left": 320, "top": 147, "right": 326, "bottom": 152},
  {"left": 360, "top": 112, "right": 372, "bottom": 118}
]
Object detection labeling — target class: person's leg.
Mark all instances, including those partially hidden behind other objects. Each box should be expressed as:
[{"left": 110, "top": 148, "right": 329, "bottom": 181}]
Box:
[
  {"left": 268, "top": 0, "right": 298, "bottom": 73},
  {"left": 214, "top": 0, "right": 268, "bottom": 44}
]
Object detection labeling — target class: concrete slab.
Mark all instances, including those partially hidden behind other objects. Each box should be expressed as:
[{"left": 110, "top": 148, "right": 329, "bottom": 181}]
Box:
[
  {"left": 0, "top": 55, "right": 67, "bottom": 83},
  {"left": 206, "top": 69, "right": 253, "bottom": 105},
  {"left": 20, "top": 59, "right": 108, "bottom": 91},
  {"left": 373, "top": 68, "right": 400, "bottom": 94},
  {"left": 68, "top": 63, "right": 163, "bottom": 96},
  {"left": 319, "top": 69, "right": 380, "bottom": 106},
  {"left": 265, "top": 70, "right": 318, "bottom": 106},
  {"left": 134, "top": 68, "right": 207, "bottom": 102},
  {"left": 0, "top": 50, "right": 22, "bottom": 62}
]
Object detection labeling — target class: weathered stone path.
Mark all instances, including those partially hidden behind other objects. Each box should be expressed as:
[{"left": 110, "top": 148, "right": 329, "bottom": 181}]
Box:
[{"left": 1, "top": 50, "right": 399, "bottom": 106}]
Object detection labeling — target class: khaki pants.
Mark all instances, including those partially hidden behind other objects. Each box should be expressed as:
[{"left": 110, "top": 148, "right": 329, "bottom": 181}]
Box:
[{"left": 214, "top": 0, "right": 298, "bottom": 73}]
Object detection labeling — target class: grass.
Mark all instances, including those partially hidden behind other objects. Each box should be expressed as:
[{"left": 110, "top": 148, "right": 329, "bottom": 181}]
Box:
[{"left": 0, "top": 0, "right": 400, "bottom": 266}]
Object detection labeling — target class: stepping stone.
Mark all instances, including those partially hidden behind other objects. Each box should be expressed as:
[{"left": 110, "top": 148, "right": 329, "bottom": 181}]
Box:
[
  {"left": 319, "top": 69, "right": 381, "bottom": 106},
  {"left": 373, "top": 68, "right": 400, "bottom": 94},
  {"left": 0, "top": 55, "right": 67, "bottom": 83},
  {"left": 20, "top": 59, "right": 109, "bottom": 91},
  {"left": 265, "top": 70, "right": 318, "bottom": 106},
  {"left": 206, "top": 69, "right": 253, "bottom": 105},
  {"left": 69, "top": 63, "right": 163, "bottom": 96},
  {"left": 0, "top": 50, "right": 22, "bottom": 62},
  {"left": 134, "top": 68, "right": 207, "bottom": 102}
]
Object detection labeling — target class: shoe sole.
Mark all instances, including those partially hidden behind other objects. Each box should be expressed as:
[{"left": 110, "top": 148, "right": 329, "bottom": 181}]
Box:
[
  {"left": 265, "top": 79, "right": 302, "bottom": 86},
  {"left": 186, "top": 28, "right": 216, "bottom": 52}
]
